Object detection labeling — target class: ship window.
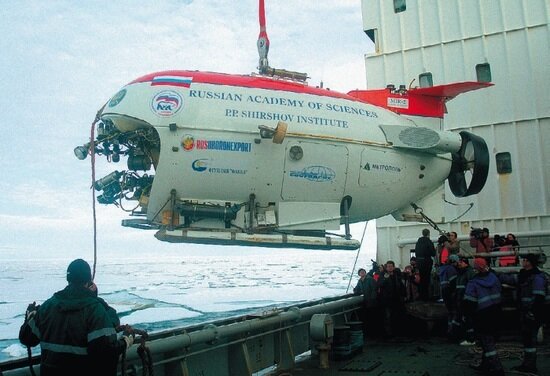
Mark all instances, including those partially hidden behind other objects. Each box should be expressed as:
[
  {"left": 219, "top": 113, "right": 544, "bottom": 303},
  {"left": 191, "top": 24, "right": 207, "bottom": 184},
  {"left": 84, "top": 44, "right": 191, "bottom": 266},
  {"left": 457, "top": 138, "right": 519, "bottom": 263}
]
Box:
[
  {"left": 419, "top": 72, "right": 433, "bottom": 87},
  {"left": 394, "top": 0, "right": 406, "bottom": 13},
  {"left": 496, "top": 152, "right": 512, "bottom": 174},
  {"left": 476, "top": 63, "right": 492, "bottom": 83}
]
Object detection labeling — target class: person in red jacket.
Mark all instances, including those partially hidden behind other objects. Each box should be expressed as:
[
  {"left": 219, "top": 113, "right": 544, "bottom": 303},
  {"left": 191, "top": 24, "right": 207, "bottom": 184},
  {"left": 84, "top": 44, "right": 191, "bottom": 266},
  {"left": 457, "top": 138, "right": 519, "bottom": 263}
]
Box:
[
  {"left": 498, "top": 233, "right": 519, "bottom": 266},
  {"left": 469, "top": 227, "right": 494, "bottom": 254}
]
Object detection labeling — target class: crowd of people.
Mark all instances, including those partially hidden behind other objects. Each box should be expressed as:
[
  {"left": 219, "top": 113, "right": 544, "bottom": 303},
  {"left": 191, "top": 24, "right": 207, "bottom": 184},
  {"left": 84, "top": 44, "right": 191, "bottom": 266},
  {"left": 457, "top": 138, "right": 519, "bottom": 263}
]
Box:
[
  {"left": 469, "top": 228, "right": 521, "bottom": 266},
  {"left": 353, "top": 228, "right": 548, "bottom": 376},
  {"left": 353, "top": 261, "right": 407, "bottom": 338},
  {"left": 15, "top": 234, "right": 546, "bottom": 376}
]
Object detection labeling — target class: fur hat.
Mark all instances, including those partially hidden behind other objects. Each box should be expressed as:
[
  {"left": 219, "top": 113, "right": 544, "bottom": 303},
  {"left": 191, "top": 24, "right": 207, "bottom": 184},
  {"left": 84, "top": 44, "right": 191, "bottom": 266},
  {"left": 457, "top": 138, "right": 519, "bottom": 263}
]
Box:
[
  {"left": 473, "top": 258, "right": 488, "bottom": 272},
  {"left": 66, "top": 259, "right": 92, "bottom": 284},
  {"left": 521, "top": 253, "right": 539, "bottom": 266}
]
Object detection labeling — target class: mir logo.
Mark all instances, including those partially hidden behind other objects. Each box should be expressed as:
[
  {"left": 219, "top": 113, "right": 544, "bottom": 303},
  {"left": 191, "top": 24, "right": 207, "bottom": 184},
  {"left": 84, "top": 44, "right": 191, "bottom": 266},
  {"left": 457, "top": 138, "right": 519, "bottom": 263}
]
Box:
[
  {"left": 151, "top": 90, "right": 183, "bottom": 117},
  {"left": 192, "top": 159, "right": 209, "bottom": 172},
  {"left": 289, "top": 166, "right": 336, "bottom": 182}
]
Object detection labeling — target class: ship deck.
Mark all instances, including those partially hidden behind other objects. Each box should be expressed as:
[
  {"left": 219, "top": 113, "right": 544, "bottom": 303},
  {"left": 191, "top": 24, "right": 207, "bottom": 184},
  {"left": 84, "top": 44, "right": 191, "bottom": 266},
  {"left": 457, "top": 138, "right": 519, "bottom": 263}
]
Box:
[
  {"left": 2, "top": 298, "right": 548, "bottom": 376},
  {"left": 284, "top": 336, "right": 550, "bottom": 376}
]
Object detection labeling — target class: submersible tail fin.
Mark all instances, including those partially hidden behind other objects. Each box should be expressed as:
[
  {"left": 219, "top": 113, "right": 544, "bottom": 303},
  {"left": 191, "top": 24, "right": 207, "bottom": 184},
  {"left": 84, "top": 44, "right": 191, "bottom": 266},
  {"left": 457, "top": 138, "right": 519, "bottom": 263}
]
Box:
[{"left": 348, "top": 81, "right": 493, "bottom": 118}]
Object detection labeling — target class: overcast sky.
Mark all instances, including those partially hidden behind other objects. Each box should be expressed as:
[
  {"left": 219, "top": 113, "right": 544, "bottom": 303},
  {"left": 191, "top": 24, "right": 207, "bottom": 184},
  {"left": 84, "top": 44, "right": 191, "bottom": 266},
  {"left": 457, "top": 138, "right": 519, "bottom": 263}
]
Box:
[{"left": 0, "top": 0, "right": 376, "bottom": 260}]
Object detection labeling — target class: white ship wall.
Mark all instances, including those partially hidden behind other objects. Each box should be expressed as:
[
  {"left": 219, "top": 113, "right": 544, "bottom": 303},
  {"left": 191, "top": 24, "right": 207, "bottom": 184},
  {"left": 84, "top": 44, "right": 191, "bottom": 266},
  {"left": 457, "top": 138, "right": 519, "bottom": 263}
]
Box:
[{"left": 361, "top": 0, "right": 550, "bottom": 266}]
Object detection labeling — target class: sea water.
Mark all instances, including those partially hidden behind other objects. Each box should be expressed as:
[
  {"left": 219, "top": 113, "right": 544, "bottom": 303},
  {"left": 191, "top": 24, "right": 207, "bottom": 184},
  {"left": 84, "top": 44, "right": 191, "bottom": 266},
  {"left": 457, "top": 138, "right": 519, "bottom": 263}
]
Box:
[{"left": 0, "top": 240, "right": 376, "bottom": 361}]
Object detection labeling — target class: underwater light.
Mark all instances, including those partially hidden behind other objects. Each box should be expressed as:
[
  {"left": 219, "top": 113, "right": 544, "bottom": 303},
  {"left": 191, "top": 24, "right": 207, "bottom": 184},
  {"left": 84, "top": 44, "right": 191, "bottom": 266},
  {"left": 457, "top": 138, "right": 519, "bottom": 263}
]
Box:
[{"left": 74, "top": 145, "right": 88, "bottom": 160}]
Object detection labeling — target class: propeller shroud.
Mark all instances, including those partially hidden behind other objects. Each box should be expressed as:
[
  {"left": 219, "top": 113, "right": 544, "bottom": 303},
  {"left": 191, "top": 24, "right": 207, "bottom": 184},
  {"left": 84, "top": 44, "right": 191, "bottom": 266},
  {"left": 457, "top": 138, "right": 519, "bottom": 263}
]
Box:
[{"left": 447, "top": 131, "right": 489, "bottom": 197}]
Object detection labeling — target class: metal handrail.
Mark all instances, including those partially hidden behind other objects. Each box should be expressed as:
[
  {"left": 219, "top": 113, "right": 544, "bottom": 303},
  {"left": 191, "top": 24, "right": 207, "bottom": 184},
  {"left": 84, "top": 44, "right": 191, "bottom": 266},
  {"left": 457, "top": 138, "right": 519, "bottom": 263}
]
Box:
[
  {"left": 0, "top": 294, "right": 363, "bottom": 376},
  {"left": 464, "top": 245, "right": 548, "bottom": 258}
]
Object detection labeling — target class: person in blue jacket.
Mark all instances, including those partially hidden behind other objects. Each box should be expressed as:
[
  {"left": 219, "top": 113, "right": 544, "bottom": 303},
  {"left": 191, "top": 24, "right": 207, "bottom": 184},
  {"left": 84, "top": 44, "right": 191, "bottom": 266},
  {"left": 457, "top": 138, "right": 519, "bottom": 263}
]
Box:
[
  {"left": 463, "top": 258, "right": 504, "bottom": 376},
  {"left": 455, "top": 256, "right": 476, "bottom": 345},
  {"left": 499, "top": 253, "right": 547, "bottom": 374},
  {"left": 19, "top": 259, "right": 134, "bottom": 376},
  {"left": 439, "top": 254, "right": 458, "bottom": 335}
]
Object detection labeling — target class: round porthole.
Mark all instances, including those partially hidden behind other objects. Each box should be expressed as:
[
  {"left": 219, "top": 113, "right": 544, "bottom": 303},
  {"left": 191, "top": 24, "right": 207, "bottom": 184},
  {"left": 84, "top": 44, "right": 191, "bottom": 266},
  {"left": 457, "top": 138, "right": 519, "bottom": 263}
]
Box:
[{"left": 289, "top": 145, "right": 303, "bottom": 161}]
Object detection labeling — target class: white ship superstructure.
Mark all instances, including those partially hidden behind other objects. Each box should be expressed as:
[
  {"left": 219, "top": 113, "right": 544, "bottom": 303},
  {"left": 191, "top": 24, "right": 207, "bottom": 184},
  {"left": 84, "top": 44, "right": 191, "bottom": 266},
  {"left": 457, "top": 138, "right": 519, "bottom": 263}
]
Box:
[{"left": 361, "top": 0, "right": 550, "bottom": 263}]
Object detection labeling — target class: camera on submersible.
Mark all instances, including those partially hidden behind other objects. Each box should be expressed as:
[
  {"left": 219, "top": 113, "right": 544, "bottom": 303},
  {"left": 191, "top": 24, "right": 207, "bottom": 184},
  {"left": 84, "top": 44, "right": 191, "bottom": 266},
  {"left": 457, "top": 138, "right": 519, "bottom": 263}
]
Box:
[{"left": 94, "top": 170, "right": 153, "bottom": 205}]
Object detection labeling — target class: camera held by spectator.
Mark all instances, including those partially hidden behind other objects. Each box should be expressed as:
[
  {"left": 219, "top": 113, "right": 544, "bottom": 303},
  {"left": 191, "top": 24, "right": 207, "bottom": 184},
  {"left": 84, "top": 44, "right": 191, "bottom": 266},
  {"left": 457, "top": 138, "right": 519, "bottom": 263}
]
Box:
[{"left": 470, "top": 227, "right": 484, "bottom": 239}]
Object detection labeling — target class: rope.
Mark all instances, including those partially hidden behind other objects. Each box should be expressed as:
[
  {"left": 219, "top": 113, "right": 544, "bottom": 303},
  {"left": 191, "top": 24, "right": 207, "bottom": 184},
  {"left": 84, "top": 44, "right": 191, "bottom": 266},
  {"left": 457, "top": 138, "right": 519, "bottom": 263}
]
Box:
[
  {"left": 346, "top": 221, "right": 369, "bottom": 293},
  {"left": 117, "top": 326, "right": 153, "bottom": 376},
  {"left": 454, "top": 341, "right": 550, "bottom": 372},
  {"left": 90, "top": 120, "right": 98, "bottom": 280},
  {"left": 89, "top": 103, "right": 106, "bottom": 281},
  {"left": 26, "top": 346, "right": 36, "bottom": 376},
  {"left": 134, "top": 329, "right": 153, "bottom": 376},
  {"left": 88, "top": 109, "right": 155, "bottom": 375},
  {"left": 22, "top": 303, "right": 39, "bottom": 376},
  {"left": 120, "top": 347, "right": 127, "bottom": 376},
  {"left": 137, "top": 339, "right": 154, "bottom": 376}
]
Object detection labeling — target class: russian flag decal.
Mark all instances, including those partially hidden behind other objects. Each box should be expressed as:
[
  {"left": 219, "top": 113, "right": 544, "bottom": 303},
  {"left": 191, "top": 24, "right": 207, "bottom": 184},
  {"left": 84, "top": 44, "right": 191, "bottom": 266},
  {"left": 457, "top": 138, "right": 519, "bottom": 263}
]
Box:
[{"left": 151, "top": 75, "right": 193, "bottom": 88}]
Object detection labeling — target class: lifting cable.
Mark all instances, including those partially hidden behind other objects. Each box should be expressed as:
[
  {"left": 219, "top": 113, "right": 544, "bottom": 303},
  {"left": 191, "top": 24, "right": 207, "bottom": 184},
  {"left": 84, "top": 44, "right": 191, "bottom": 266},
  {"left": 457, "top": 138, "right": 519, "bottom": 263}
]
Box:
[{"left": 346, "top": 221, "right": 369, "bottom": 293}]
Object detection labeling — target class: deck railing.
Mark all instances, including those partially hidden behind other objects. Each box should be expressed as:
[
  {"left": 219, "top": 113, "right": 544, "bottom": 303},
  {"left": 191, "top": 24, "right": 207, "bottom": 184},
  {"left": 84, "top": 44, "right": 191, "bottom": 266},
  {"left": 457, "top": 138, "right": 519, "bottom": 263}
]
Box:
[{"left": 1, "top": 295, "right": 363, "bottom": 376}]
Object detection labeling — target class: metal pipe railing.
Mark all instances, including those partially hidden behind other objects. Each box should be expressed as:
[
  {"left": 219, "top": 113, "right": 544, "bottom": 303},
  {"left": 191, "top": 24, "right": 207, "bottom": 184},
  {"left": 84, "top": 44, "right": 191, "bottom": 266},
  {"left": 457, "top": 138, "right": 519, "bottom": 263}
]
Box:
[
  {"left": 125, "top": 295, "right": 362, "bottom": 357},
  {"left": 0, "top": 295, "right": 363, "bottom": 376},
  {"left": 396, "top": 229, "right": 550, "bottom": 247}
]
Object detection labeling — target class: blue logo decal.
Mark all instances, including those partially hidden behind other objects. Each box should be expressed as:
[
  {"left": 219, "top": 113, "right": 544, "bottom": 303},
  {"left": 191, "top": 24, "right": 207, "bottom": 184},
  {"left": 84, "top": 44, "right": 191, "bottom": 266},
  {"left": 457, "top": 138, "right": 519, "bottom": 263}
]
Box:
[
  {"left": 289, "top": 166, "right": 336, "bottom": 182},
  {"left": 108, "top": 89, "right": 126, "bottom": 107},
  {"left": 192, "top": 159, "right": 209, "bottom": 172},
  {"left": 151, "top": 90, "right": 183, "bottom": 116}
]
